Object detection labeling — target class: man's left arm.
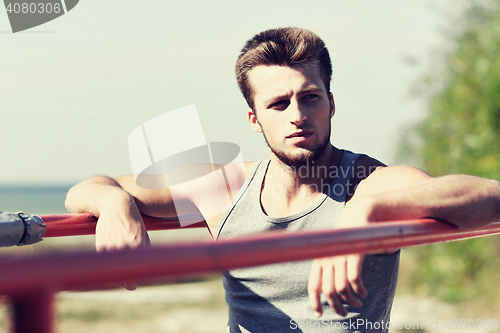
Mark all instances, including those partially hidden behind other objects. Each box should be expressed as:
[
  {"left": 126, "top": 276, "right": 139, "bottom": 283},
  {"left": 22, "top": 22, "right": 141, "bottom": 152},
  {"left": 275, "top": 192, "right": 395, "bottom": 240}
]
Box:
[
  {"left": 308, "top": 165, "right": 500, "bottom": 317},
  {"left": 348, "top": 165, "right": 500, "bottom": 229}
]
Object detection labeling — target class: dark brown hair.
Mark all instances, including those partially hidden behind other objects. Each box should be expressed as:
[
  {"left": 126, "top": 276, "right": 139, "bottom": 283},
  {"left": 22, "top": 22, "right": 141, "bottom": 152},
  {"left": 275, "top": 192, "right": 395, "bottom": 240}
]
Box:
[{"left": 236, "top": 27, "right": 332, "bottom": 110}]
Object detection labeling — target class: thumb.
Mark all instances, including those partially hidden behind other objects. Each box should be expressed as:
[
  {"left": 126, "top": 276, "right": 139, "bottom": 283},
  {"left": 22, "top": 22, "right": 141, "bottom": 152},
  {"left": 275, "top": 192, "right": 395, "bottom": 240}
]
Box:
[
  {"left": 308, "top": 260, "right": 323, "bottom": 317},
  {"left": 346, "top": 254, "right": 367, "bottom": 298}
]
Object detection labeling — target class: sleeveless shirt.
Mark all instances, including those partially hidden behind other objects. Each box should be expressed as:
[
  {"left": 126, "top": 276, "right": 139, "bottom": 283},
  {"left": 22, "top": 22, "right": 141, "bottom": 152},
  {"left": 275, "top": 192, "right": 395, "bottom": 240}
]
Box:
[{"left": 215, "top": 150, "right": 400, "bottom": 333}]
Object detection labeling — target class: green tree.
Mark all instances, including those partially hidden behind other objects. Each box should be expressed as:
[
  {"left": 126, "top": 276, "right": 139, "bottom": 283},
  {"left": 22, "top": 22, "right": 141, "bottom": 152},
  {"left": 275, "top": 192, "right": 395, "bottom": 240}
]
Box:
[{"left": 397, "top": 0, "right": 500, "bottom": 302}]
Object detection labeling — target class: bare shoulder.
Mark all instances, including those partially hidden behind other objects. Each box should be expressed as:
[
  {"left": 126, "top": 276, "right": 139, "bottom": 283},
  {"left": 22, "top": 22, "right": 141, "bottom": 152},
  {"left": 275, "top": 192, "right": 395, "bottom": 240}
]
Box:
[
  {"left": 244, "top": 161, "right": 258, "bottom": 176},
  {"left": 353, "top": 155, "right": 385, "bottom": 182},
  {"left": 354, "top": 163, "right": 432, "bottom": 198},
  {"left": 222, "top": 161, "right": 257, "bottom": 178},
  {"left": 185, "top": 161, "right": 256, "bottom": 208},
  {"left": 114, "top": 161, "right": 256, "bottom": 201},
  {"left": 346, "top": 155, "right": 385, "bottom": 199}
]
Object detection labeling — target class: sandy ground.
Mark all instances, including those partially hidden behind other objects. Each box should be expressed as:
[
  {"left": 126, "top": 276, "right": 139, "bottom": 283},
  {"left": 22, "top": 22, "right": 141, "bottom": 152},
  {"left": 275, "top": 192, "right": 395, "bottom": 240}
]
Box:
[
  {"left": 1, "top": 230, "right": 498, "bottom": 332},
  {"left": 390, "top": 295, "right": 499, "bottom": 332},
  {"left": 1, "top": 280, "right": 496, "bottom": 333}
]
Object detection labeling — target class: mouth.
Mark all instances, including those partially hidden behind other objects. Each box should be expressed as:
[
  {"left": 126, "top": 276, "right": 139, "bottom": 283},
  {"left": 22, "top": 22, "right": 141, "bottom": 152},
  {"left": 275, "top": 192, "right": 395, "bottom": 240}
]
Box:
[{"left": 287, "top": 130, "right": 313, "bottom": 139}]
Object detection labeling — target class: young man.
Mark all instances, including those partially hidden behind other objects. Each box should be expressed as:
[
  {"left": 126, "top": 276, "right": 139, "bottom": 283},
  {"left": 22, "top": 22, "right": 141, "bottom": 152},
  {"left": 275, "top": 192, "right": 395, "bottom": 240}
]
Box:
[{"left": 66, "top": 28, "right": 500, "bottom": 332}]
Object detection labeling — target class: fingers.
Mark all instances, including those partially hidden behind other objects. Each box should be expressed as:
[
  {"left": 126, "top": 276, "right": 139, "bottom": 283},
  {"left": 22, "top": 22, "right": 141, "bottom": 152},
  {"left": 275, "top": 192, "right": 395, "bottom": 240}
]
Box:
[
  {"left": 308, "top": 255, "right": 367, "bottom": 317},
  {"left": 346, "top": 254, "right": 367, "bottom": 298},
  {"left": 143, "top": 232, "right": 152, "bottom": 248},
  {"left": 334, "top": 257, "right": 362, "bottom": 309},
  {"left": 308, "top": 260, "right": 323, "bottom": 317},
  {"left": 94, "top": 215, "right": 150, "bottom": 292},
  {"left": 94, "top": 211, "right": 151, "bottom": 252},
  {"left": 95, "top": 246, "right": 141, "bottom": 291},
  {"left": 322, "top": 261, "right": 348, "bottom": 317}
]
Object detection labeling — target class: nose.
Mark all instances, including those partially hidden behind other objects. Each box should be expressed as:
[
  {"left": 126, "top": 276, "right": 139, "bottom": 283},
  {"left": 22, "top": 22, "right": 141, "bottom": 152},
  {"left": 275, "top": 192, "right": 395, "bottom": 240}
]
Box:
[{"left": 289, "top": 102, "right": 307, "bottom": 126}]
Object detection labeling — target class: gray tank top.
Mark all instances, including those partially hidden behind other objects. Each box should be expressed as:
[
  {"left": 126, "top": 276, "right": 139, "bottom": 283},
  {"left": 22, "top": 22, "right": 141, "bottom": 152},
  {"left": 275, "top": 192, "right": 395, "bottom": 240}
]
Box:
[{"left": 216, "top": 151, "right": 400, "bottom": 333}]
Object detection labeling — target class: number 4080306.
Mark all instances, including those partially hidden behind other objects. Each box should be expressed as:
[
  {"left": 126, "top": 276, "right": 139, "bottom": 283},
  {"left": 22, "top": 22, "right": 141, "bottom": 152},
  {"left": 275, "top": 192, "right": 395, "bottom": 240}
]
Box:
[
  {"left": 5, "top": 2, "right": 61, "bottom": 14},
  {"left": 443, "top": 319, "right": 498, "bottom": 330}
]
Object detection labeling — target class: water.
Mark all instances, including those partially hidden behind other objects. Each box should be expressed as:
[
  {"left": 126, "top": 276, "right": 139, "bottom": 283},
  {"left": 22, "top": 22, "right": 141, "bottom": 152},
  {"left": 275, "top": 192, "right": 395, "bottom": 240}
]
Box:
[
  {"left": 0, "top": 184, "right": 210, "bottom": 253},
  {"left": 0, "top": 184, "right": 72, "bottom": 215},
  {"left": 0, "top": 184, "right": 89, "bottom": 253}
]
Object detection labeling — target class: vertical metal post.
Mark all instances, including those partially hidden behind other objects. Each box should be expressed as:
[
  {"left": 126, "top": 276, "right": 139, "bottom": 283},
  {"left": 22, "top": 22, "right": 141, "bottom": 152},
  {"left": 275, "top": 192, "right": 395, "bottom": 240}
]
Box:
[{"left": 10, "top": 290, "right": 55, "bottom": 333}]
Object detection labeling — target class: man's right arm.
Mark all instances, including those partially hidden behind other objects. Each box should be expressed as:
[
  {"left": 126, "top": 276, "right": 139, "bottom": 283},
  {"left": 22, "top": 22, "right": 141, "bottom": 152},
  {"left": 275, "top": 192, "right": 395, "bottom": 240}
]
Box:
[
  {"left": 65, "top": 175, "right": 159, "bottom": 252},
  {"left": 65, "top": 162, "right": 252, "bottom": 252}
]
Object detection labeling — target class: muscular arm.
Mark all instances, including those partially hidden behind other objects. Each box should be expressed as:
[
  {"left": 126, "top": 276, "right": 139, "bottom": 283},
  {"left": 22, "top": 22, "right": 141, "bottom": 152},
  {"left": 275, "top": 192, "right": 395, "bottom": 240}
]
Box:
[
  {"left": 309, "top": 164, "right": 500, "bottom": 317},
  {"left": 351, "top": 165, "right": 500, "bottom": 228},
  {"left": 65, "top": 175, "right": 154, "bottom": 252},
  {"left": 65, "top": 162, "right": 251, "bottom": 250}
]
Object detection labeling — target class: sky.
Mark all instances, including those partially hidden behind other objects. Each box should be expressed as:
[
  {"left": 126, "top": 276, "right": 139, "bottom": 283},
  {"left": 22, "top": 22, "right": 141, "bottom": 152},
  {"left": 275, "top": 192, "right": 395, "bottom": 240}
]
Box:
[{"left": 0, "top": 0, "right": 465, "bottom": 185}]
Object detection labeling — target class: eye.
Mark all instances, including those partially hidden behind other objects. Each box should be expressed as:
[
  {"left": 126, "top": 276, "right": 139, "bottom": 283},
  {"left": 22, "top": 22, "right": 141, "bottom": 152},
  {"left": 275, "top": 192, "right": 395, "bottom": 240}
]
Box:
[
  {"left": 268, "top": 99, "right": 290, "bottom": 111},
  {"left": 303, "top": 94, "right": 319, "bottom": 102}
]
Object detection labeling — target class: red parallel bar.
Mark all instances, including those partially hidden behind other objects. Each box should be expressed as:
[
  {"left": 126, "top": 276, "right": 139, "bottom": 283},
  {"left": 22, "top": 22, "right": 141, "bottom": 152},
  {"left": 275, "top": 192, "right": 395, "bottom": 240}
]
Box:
[
  {"left": 10, "top": 290, "right": 54, "bottom": 333},
  {"left": 1, "top": 219, "right": 500, "bottom": 297},
  {"left": 41, "top": 213, "right": 205, "bottom": 237}
]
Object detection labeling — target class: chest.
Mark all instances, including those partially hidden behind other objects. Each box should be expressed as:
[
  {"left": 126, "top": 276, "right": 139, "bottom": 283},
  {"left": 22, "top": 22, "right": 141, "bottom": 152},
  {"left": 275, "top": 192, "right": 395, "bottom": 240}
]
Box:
[
  {"left": 260, "top": 190, "right": 327, "bottom": 218},
  {"left": 217, "top": 192, "right": 344, "bottom": 241}
]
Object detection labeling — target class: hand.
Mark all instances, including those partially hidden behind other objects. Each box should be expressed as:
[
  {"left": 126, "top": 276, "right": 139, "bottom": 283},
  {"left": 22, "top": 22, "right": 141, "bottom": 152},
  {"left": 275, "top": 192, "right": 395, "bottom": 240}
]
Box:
[
  {"left": 65, "top": 176, "right": 152, "bottom": 290},
  {"left": 95, "top": 206, "right": 150, "bottom": 252},
  {"left": 94, "top": 191, "right": 151, "bottom": 290},
  {"left": 307, "top": 198, "right": 373, "bottom": 317},
  {"left": 308, "top": 254, "right": 367, "bottom": 317}
]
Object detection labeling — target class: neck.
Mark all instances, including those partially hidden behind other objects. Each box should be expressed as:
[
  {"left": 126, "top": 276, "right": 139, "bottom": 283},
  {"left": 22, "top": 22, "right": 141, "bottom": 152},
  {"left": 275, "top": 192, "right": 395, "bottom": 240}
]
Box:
[{"left": 265, "top": 144, "right": 342, "bottom": 198}]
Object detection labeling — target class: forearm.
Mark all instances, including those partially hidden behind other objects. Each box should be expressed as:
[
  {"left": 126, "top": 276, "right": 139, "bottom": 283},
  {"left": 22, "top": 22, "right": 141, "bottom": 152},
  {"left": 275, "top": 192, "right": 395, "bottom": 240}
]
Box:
[
  {"left": 66, "top": 176, "right": 150, "bottom": 252},
  {"left": 65, "top": 175, "right": 134, "bottom": 217},
  {"left": 368, "top": 175, "right": 500, "bottom": 229},
  {"left": 66, "top": 174, "right": 184, "bottom": 219}
]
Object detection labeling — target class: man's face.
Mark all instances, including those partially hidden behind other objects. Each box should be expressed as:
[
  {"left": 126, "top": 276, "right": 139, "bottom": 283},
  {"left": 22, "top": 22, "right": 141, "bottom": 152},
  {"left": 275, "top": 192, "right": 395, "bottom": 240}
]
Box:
[{"left": 247, "top": 64, "right": 334, "bottom": 167}]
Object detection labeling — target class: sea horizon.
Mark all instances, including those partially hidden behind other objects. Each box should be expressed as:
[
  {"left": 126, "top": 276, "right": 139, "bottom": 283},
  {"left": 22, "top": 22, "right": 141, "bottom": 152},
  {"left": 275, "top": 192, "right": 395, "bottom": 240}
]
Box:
[{"left": 0, "top": 183, "right": 74, "bottom": 215}]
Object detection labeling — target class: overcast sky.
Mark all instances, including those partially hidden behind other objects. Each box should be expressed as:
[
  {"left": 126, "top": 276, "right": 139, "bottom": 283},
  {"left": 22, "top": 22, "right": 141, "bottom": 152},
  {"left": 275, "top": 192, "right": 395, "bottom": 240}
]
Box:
[{"left": 0, "top": 0, "right": 464, "bottom": 184}]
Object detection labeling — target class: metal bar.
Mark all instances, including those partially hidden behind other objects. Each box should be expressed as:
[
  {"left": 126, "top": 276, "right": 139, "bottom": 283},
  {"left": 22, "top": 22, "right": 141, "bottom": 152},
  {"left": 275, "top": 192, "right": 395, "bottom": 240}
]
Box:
[
  {"left": 2, "top": 219, "right": 500, "bottom": 333},
  {"left": 41, "top": 213, "right": 205, "bottom": 237},
  {"left": 1, "top": 219, "right": 499, "bottom": 296},
  {"left": 10, "top": 290, "right": 54, "bottom": 333}
]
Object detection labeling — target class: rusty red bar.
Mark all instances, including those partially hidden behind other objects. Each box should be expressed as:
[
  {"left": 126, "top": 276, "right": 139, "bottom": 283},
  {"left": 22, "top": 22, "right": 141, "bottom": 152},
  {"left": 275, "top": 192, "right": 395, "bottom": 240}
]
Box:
[
  {"left": 10, "top": 290, "right": 54, "bottom": 333},
  {"left": 2, "top": 219, "right": 500, "bottom": 295},
  {"left": 3, "top": 219, "right": 500, "bottom": 333},
  {"left": 41, "top": 213, "right": 205, "bottom": 237}
]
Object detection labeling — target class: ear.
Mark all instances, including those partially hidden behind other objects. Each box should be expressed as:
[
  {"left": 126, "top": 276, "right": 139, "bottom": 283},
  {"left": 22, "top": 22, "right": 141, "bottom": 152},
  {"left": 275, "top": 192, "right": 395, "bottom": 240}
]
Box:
[
  {"left": 329, "top": 92, "right": 335, "bottom": 118},
  {"left": 248, "top": 108, "right": 262, "bottom": 133}
]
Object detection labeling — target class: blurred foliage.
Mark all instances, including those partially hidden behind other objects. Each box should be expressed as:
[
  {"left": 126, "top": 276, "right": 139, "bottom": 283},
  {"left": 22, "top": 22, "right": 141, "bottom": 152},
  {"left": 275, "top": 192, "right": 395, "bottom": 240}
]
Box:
[{"left": 396, "top": 0, "right": 500, "bottom": 303}]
